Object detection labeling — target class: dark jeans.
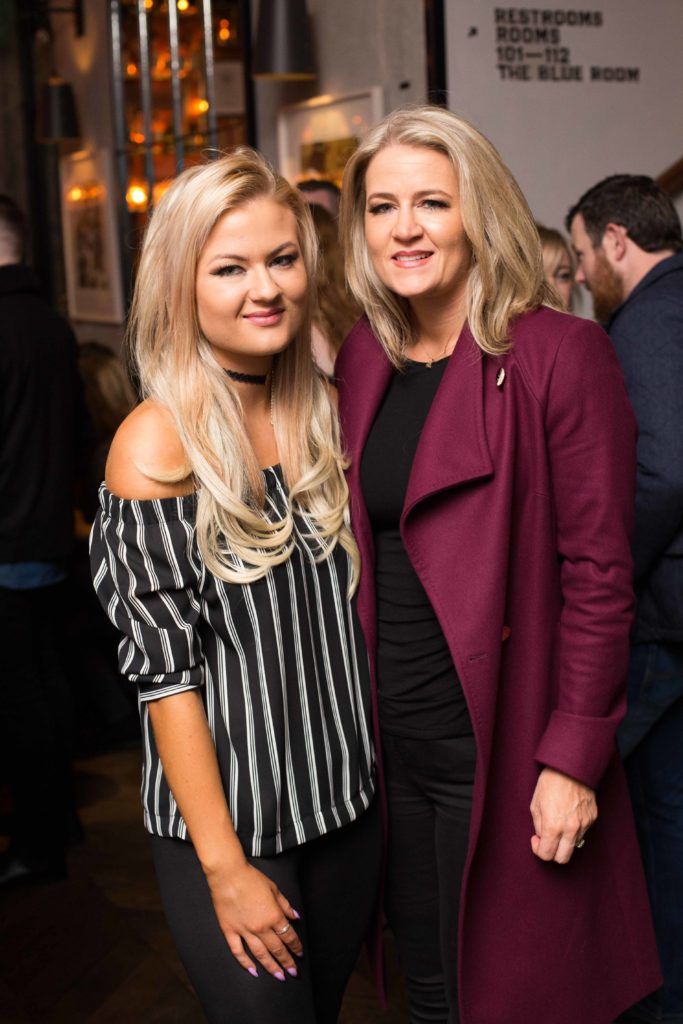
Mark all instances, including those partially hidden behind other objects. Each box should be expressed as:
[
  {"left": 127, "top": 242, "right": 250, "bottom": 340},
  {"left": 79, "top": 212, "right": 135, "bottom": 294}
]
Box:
[
  {"left": 0, "top": 583, "right": 73, "bottom": 861},
  {"left": 151, "top": 800, "right": 382, "bottom": 1024},
  {"left": 382, "top": 733, "right": 476, "bottom": 1024},
  {"left": 617, "top": 642, "right": 683, "bottom": 1023}
]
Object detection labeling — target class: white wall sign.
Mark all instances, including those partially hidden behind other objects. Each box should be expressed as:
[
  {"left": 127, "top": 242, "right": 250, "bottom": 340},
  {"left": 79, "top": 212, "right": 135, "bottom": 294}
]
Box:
[{"left": 445, "top": 1, "right": 683, "bottom": 234}]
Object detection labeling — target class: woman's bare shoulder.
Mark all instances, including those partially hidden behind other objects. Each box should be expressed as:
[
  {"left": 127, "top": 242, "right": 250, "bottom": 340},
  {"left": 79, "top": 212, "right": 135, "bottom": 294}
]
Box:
[{"left": 105, "top": 399, "right": 194, "bottom": 500}]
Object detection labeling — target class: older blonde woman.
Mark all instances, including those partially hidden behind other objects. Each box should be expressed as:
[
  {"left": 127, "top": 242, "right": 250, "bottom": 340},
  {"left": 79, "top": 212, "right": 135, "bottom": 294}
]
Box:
[
  {"left": 90, "top": 149, "right": 379, "bottom": 1023},
  {"left": 336, "top": 106, "right": 660, "bottom": 1024}
]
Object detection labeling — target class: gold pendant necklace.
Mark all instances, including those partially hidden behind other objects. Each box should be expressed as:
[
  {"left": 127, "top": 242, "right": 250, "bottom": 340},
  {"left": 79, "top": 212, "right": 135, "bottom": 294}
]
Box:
[{"left": 418, "top": 338, "right": 449, "bottom": 368}]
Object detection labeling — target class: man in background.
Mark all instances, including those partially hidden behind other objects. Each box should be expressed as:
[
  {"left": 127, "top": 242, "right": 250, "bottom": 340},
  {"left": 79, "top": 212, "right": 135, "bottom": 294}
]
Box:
[
  {"left": 0, "top": 195, "right": 84, "bottom": 885},
  {"left": 567, "top": 176, "right": 683, "bottom": 1023},
  {"left": 297, "top": 177, "right": 341, "bottom": 218}
]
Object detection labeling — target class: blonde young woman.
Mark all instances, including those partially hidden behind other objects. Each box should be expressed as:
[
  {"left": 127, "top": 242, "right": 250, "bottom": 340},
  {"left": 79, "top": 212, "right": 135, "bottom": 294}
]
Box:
[
  {"left": 536, "top": 223, "right": 575, "bottom": 310},
  {"left": 336, "top": 107, "right": 661, "bottom": 1024},
  {"left": 90, "top": 150, "right": 379, "bottom": 1024}
]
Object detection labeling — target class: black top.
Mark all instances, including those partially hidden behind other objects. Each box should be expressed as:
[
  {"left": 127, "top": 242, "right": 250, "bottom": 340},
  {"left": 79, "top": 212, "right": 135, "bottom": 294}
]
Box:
[
  {"left": 361, "top": 357, "right": 473, "bottom": 738},
  {"left": 91, "top": 466, "right": 375, "bottom": 856},
  {"left": 0, "top": 264, "right": 88, "bottom": 563}
]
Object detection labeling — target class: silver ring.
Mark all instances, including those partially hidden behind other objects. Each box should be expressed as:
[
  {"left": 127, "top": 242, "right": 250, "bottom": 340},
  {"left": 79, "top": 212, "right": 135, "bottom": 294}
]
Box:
[
  {"left": 274, "top": 923, "right": 291, "bottom": 936},
  {"left": 575, "top": 837, "right": 586, "bottom": 849}
]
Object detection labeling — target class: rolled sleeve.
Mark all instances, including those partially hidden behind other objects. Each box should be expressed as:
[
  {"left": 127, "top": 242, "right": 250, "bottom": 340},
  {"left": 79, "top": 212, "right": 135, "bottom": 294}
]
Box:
[
  {"left": 534, "top": 319, "right": 638, "bottom": 789},
  {"left": 90, "top": 486, "right": 204, "bottom": 701}
]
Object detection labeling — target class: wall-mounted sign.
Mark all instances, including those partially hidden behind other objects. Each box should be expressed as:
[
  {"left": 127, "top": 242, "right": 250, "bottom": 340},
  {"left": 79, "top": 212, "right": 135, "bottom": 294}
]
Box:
[{"left": 444, "top": 1, "right": 683, "bottom": 234}]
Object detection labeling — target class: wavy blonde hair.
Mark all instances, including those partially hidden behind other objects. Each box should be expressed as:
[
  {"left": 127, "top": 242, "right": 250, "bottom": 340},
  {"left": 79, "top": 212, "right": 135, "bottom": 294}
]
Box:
[
  {"left": 128, "top": 148, "right": 359, "bottom": 588},
  {"left": 340, "top": 106, "right": 559, "bottom": 364}
]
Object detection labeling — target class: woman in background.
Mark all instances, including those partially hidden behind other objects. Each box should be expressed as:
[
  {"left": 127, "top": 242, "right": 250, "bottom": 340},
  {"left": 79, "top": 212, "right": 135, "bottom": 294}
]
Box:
[
  {"left": 309, "top": 203, "right": 362, "bottom": 376},
  {"left": 537, "top": 223, "right": 575, "bottom": 310},
  {"left": 71, "top": 342, "right": 138, "bottom": 751},
  {"left": 91, "top": 149, "right": 379, "bottom": 1024},
  {"left": 77, "top": 341, "right": 136, "bottom": 522},
  {"left": 337, "top": 105, "right": 660, "bottom": 1024}
]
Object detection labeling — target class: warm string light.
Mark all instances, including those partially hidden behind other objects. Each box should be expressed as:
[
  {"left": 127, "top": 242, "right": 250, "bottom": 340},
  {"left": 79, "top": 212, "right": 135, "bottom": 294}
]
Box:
[
  {"left": 218, "top": 18, "right": 231, "bottom": 42},
  {"left": 189, "top": 97, "right": 209, "bottom": 117},
  {"left": 66, "top": 183, "right": 104, "bottom": 204},
  {"left": 126, "top": 182, "right": 148, "bottom": 211},
  {"left": 125, "top": 180, "right": 173, "bottom": 212}
]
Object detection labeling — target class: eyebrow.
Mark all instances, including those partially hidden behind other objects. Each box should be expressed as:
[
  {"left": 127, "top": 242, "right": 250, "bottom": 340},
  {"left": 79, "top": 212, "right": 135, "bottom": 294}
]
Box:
[
  {"left": 207, "top": 241, "right": 297, "bottom": 264},
  {"left": 366, "top": 188, "right": 453, "bottom": 203}
]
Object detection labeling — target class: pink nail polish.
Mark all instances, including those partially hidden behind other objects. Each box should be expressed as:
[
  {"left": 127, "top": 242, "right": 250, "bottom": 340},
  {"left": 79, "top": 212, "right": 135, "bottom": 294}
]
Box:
[
  {"left": 248, "top": 967, "right": 258, "bottom": 978},
  {"left": 274, "top": 971, "right": 286, "bottom": 982},
  {"left": 292, "top": 907, "right": 301, "bottom": 919},
  {"left": 287, "top": 967, "right": 298, "bottom": 977}
]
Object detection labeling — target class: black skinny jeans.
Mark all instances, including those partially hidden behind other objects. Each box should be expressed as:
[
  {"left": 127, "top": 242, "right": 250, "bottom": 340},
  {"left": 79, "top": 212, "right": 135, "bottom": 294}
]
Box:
[
  {"left": 383, "top": 733, "right": 476, "bottom": 1024},
  {"left": 151, "top": 799, "right": 382, "bottom": 1024}
]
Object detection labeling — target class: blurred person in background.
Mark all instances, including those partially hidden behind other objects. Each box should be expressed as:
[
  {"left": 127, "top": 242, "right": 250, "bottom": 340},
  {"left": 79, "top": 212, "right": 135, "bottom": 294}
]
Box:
[
  {"left": 90, "top": 150, "right": 379, "bottom": 1023},
  {"left": 536, "top": 223, "right": 575, "bottom": 310},
  {"left": 0, "top": 195, "right": 85, "bottom": 886},
  {"left": 309, "top": 204, "right": 362, "bottom": 377},
  {"left": 568, "top": 175, "right": 683, "bottom": 1024},
  {"left": 69, "top": 341, "right": 138, "bottom": 753},
  {"left": 297, "top": 178, "right": 341, "bottom": 219},
  {"left": 337, "top": 106, "right": 661, "bottom": 1024},
  {"left": 76, "top": 340, "right": 136, "bottom": 523}
]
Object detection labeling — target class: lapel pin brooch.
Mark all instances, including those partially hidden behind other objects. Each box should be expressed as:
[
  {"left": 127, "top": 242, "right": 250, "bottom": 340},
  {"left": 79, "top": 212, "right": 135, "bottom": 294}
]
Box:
[{"left": 496, "top": 367, "right": 506, "bottom": 388}]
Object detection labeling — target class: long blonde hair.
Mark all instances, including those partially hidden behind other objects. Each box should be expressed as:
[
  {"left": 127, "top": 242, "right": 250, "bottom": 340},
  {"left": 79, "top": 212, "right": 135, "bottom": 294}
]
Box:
[
  {"left": 340, "top": 106, "right": 558, "bottom": 364},
  {"left": 128, "top": 148, "right": 359, "bottom": 588}
]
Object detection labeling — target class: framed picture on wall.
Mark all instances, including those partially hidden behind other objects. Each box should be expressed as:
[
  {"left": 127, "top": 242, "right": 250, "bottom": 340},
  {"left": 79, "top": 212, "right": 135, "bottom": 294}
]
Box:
[
  {"left": 277, "top": 87, "right": 384, "bottom": 187},
  {"left": 59, "top": 149, "right": 125, "bottom": 324}
]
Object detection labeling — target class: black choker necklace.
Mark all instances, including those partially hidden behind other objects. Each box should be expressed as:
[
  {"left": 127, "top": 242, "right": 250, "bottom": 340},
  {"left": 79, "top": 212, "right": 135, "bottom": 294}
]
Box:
[{"left": 223, "top": 367, "right": 269, "bottom": 385}]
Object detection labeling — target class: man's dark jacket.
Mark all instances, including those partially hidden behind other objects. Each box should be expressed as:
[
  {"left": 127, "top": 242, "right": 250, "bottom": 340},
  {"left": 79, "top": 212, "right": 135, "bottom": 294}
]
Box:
[
  {"left": 0, "top": 264, "right": 84, "bottom": 563},
  {"left": 607, "top": 251, "right": 683, "bottom": 642}
]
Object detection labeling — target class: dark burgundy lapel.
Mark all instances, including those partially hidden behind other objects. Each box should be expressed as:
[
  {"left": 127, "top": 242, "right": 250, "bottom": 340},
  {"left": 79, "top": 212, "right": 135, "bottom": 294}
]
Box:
[{"left": 402, "top": 325, "right": 493, "bottom": 521}]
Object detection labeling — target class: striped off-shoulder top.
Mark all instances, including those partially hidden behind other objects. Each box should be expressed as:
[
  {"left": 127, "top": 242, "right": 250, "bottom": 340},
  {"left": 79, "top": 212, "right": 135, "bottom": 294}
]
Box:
[{"left": 90, "top": 465, "right": 375, "bottom": 857}]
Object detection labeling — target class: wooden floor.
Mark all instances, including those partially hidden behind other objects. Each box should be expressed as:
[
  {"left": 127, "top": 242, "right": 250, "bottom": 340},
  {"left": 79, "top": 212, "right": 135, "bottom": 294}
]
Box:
[{"left": 0, "top": 749, "right": 407, "bottom": 1023}]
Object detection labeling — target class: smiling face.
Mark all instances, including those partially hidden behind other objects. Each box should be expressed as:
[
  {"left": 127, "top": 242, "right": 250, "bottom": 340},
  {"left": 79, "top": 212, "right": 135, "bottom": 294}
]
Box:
[
  {"left": 195, "top": 196, "right": 308, "bottom": 373},
  {"left": 363, "top": 144, "right": 472, "bottom": 308}
]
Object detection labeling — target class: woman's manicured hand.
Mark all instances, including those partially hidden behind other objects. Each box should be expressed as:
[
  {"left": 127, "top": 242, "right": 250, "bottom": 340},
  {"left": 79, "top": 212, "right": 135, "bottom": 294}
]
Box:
[
  {"left": 530, "top": 767, "right": 597, "bottom": 864},
  {"left": 206, "top": 861, "right": 302, "bottom": 980}
]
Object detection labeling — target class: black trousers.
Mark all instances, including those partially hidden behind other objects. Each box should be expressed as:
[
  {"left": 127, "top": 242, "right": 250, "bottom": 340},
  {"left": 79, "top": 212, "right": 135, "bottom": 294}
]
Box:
[
  {"left": 382, "top": 733, "right": 476, "bottom": 1024},
  {"left": 151, "top": 799, "right": 382, "bottom": 1024},
  {"left": 0, "top": 583, "right": 73, "bottom": 861}
]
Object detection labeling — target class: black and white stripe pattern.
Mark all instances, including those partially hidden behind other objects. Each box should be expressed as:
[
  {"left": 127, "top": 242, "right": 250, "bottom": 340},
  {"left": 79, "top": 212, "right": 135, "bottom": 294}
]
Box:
[{"left": 90, "top": 466, "right": 375, "bottom": 856}]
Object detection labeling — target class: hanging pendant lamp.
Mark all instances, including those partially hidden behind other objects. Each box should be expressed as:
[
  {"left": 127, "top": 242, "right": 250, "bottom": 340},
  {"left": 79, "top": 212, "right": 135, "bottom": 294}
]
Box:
[{"left": 252, "top": 0, "right": 316, "bottom": 81}]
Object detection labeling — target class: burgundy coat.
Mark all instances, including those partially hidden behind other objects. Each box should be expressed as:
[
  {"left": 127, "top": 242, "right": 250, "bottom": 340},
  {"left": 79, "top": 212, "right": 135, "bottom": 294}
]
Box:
[{"left": 336, "top": 307, "right": 661, "bottom": 1024}]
